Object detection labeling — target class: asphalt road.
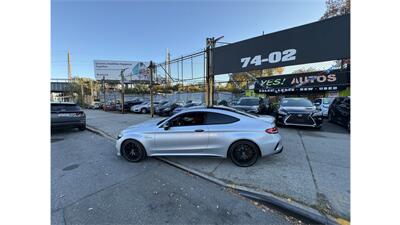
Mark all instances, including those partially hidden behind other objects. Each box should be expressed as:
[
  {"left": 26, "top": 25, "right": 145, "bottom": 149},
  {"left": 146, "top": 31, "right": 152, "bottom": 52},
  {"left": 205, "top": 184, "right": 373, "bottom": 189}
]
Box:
[{"left": 51, "top": 129, "right": 300, "bottom": 225}]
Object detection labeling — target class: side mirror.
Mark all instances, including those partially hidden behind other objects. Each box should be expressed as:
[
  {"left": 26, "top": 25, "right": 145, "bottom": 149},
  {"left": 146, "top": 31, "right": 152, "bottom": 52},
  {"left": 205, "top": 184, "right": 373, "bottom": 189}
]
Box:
[
  {"left": 314, "top": 102, "right": 321, "bottom": 106},
  {"left": 163, "top": 122, "right": 171, "bottom": 130}
]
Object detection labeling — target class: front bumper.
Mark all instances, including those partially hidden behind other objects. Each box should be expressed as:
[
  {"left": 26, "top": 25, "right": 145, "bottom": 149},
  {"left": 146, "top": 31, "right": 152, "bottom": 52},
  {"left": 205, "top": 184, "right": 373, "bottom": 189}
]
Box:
[{"left": 276, "top": 113, "right": 323, "bottom": 127}]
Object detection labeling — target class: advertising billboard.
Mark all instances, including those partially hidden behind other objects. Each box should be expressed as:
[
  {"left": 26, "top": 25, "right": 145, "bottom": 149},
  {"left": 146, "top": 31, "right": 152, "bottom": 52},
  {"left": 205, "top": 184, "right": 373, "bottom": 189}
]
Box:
[{"left": 94, "top": 60, "right": 150, "bottom": 82}]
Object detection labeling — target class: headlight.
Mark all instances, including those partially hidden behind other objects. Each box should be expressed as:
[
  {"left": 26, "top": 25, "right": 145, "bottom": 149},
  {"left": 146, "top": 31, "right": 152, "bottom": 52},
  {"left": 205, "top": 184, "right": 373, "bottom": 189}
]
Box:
[
  {"left": 312, "top": 111, "right": 323, "bottom": 116},
  {"left": 278, "top": 110, "right": 287, "bottom": 115}
]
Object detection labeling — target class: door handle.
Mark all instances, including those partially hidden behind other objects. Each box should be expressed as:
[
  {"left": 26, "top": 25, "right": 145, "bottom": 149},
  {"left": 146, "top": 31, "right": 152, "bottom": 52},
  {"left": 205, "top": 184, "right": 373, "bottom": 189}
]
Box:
[{"left": 195, "top": 129, "right": 204, "bottom": 132}]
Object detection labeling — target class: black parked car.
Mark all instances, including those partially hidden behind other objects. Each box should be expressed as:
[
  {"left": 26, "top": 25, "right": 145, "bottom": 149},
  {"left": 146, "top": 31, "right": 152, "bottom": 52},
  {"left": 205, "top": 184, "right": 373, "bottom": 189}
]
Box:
[
  {"left": 231, "top": 97, "right": 268, "bottom": 114},
  {"left": 156, "top": 101, "right": 184, "bottom": 116},
  {"left": 328, "top": 96, "right": 350, "bottom": 131},
  {"left": 275, "top": 98, "right": 323, "bottom": 128},
  {"left": 171, "top": 102, "right": 203, "bottom": 115},
  {"left": 116, "top": 99, "right": 144, "bottom": 111},
  {"left": 51, "top": 102, "right": 86, "bottom": 131}
]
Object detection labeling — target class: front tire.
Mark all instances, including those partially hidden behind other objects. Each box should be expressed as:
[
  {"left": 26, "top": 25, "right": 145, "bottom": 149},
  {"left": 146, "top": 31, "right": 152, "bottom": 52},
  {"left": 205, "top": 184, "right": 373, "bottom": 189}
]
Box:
[
  {"left": 121, "top": 140, "right": 146, "bottom": 163},
  {"left": 328, "top": 111, "right": 334, "bottom": 122},
  {"left": 141, "top": 108, "right": 147, "bottom": 114},
  {"left": 229, "top": 141, "right": 259, "bottom": 167}
]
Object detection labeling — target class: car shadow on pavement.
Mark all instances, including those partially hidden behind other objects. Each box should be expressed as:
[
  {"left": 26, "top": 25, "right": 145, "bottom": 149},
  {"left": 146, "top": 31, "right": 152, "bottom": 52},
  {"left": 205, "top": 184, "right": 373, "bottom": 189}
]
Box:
[{"left": 278, "top": 119, "right": 349, "bottom": 134}]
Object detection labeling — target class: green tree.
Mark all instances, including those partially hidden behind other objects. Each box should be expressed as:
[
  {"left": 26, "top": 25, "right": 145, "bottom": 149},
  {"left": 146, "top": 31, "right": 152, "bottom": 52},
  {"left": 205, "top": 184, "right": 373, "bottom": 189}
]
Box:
[{"left": 321, "top": 0, "right": 350, "bottom": 20}]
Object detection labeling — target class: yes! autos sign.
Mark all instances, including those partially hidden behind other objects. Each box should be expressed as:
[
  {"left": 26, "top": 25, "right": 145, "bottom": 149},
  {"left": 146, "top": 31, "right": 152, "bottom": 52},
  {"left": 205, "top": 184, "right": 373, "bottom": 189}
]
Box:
[
  {"left": 212, "top": 14, "right": 350, "bottom": 75},
  {"left": 254, "top": 69, "right": 350, "bottom": 94}
]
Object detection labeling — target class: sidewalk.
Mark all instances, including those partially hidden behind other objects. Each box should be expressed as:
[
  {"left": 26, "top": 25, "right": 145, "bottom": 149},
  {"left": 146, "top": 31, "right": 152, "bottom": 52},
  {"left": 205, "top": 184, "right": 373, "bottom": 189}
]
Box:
[{"left": 84, "top": 109, "right": 350, "bottom": 223}]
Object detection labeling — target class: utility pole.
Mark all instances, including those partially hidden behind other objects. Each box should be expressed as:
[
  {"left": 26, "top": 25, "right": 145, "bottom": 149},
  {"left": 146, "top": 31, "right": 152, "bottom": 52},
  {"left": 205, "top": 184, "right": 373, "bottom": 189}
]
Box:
[
  {"left": 67, "top": 50, "right": 72, "bottom": 81},
  {"left": 166, "top": 48, "right": 170, "bottom": 85},
  {"left": 205, "top": 36, "right": 224, "bottom": 107},
  {"left": 102, "top": 76, "right": 106, "bottom": 110},
  {"left": 80, "top": 80, "right": 84, "bottom": 106},
  {"left": 148, "top": 61, "right": 155, "bottom": 117},
  {"left": 120, "top": 68, "right": 128, "bottom": 114},
  {"left": 90, "top": 79, "right": 93, "bottom": 105}
]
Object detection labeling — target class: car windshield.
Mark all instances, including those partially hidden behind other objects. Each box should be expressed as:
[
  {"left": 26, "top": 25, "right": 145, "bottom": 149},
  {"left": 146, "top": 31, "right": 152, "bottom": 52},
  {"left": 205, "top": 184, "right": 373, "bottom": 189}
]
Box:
[
  {"left": 323, "top": 98, "right": 334, "bottom": 104},
  {"left": 156, "top": 118, "right": 166, "bottom": 125},
  {"left": 281, "top": 98, "right": 313, "bottom": 107}
]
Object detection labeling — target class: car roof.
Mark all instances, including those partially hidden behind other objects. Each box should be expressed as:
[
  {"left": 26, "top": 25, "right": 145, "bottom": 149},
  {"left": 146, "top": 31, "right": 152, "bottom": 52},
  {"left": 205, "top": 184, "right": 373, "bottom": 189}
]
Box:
[
  {"left": 51, "top": 102, "right": 77, "bottom": 105},
  {"left": 178, "top": 105, "right": 260, "bottom": 118},
  {"left": 239, "top": 97, "right": 259, "bottom": 99}
]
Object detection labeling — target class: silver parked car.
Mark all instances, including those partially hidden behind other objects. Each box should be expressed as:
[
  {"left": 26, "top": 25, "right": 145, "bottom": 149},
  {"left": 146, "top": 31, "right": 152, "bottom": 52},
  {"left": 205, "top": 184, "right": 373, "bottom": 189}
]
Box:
[
  {"left": 116, "top": 106, "right": 283, "bottom": 167},
  {"left": 313, "top": 97, "right": 334, "bottom": 117}
]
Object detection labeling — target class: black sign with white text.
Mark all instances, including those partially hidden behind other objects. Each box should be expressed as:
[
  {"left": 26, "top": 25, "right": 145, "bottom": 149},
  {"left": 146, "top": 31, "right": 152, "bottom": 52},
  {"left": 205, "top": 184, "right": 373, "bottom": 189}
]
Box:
[
  {"left": 254, "top": 70, "right": 350, "bottom": 94},
  {"left": 212, "top": 14, "right": 350, "bottom": 75}
]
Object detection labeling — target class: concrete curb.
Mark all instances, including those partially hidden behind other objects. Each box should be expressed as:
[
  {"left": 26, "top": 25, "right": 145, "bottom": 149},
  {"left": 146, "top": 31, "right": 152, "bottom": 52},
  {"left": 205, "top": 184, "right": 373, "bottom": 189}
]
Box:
[
  {"left": 86, "top": 124, "right": 344, "bottom": 225},
  {"left": 86, "top": 125, "right": 116, "bottom": 142}
]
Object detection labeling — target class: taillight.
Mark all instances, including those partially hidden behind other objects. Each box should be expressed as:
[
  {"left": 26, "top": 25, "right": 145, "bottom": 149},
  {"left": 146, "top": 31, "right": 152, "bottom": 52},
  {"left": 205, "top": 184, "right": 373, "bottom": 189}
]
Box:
[
  {"left": 75, "top": 112, "right": 84, "bottom": 117},
  {"left": 266, "top": 127, "right": 278, "bottom": 134}
]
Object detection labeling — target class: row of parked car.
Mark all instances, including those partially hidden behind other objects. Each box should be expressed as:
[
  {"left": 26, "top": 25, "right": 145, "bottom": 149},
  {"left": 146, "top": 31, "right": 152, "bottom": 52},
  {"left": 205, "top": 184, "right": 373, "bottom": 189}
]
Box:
[{"left": 89, "top": 95, "right": 350, "bottom": 130}]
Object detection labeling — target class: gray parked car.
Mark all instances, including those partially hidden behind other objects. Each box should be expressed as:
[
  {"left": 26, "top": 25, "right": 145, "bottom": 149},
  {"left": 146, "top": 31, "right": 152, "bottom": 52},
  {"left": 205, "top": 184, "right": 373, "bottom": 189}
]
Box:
[
  {"left": 231, "top": 97, "right": 267, "bottom": 114},
  {"left": 116, "top": 106, "right": 283, "bottom": 167},
  {"left": 51, "top": 102, "right": 86, "bottom": 131}
]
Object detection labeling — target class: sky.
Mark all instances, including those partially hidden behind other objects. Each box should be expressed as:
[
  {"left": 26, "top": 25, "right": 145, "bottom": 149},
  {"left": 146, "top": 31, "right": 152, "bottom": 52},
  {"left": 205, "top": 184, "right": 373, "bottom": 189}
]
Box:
[{"left": 51, "top": 0, "right": 328, "bottom": 80}]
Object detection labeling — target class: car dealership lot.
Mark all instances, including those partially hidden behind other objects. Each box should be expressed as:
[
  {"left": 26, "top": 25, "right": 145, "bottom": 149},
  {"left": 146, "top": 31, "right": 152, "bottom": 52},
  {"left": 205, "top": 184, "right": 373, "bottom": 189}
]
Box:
[{"left": 82, "top": 109, "right": 350, "bottom": 220}]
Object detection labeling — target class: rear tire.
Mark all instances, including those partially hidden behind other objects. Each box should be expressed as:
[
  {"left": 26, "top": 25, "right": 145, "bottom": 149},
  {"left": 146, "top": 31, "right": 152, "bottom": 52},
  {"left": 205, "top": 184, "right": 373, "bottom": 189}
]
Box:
[
  {"left": 228, "top": 141, "right": 259, "bottom": 167},
  {"left": 78, "top": 125, "right": 86, "bottom": 131},
  {"left": 121, "top": 139, "right": 146, "bottom": 163}
]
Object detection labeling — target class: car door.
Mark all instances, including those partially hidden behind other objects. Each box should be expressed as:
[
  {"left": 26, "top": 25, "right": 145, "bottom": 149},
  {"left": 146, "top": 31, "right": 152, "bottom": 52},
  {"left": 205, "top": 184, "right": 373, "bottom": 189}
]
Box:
[
  {"left": 331, "top": 97, "right": 343, "bottom": 119},
  {"left": 154, "top": 112, "right": 209, "bottom": 155},
  {"left": 205, "top": 112, "right": 240, "bottom": 155},
  {"left": 337, "top": 98, "right": 350, "bottom": 125}
]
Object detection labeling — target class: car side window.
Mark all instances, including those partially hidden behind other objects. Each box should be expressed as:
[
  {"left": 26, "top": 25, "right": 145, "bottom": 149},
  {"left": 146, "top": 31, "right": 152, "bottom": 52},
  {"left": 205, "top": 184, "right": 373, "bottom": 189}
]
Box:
[
  {"left": 205, "top": 112, "right": 240, "bottom": 125},
  {"left": 170, "top": 112, "right": 205, "bottom": 127}
]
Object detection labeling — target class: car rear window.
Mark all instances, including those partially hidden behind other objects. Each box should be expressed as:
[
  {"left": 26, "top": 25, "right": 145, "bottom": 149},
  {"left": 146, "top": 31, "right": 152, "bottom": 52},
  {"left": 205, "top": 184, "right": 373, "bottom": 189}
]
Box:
[
  {"left": 51, "top": 104, "right": 81, "bottom": 112},
  {"left": 205, "top": 112, "right": 239, "bottom": 125},
  {"left": 239, "top": 98, "right": 259, "bottom": 106}
]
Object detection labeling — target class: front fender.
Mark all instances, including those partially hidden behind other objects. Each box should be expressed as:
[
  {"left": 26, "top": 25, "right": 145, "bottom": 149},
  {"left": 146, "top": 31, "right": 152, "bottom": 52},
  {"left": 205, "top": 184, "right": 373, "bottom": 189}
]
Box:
[{"left": 116, "top": 132, "right": 154, "bottom": 156}]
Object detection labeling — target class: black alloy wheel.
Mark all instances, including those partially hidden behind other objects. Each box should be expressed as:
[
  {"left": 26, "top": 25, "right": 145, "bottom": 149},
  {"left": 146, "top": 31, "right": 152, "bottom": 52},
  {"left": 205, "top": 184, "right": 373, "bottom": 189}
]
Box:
[
  {"left": 229, "top": 141, "right": 259, "bottom": 167},
  {"left": 121, "top": 140, "right": 146, "bottom": 162}
]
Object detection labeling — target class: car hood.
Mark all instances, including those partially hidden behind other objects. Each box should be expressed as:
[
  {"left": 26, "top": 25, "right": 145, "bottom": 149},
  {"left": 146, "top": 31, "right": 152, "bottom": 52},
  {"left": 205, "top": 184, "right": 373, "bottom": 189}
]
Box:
[
  {"left": 280, "top": 106, "right": 317, "bottom": 113},
  {"left": 126, "top": 118, "right": 164, "bottom": 130}
]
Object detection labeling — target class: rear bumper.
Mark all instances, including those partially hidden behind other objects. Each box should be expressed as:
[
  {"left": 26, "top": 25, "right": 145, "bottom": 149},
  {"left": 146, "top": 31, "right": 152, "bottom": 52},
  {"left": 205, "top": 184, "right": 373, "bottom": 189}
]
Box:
[
  {"left": 51, "top": 121, "right": 85, "bottom": 128},
  {"left": 258, "top": 133, "right": 283, "bottom": 157}
]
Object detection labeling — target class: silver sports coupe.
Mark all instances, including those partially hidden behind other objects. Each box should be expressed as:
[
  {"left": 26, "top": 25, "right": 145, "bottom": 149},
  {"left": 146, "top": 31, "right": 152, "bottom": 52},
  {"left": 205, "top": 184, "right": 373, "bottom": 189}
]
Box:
[{"left": 116, "top": 106, "right": 283, "bottom": 167}]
